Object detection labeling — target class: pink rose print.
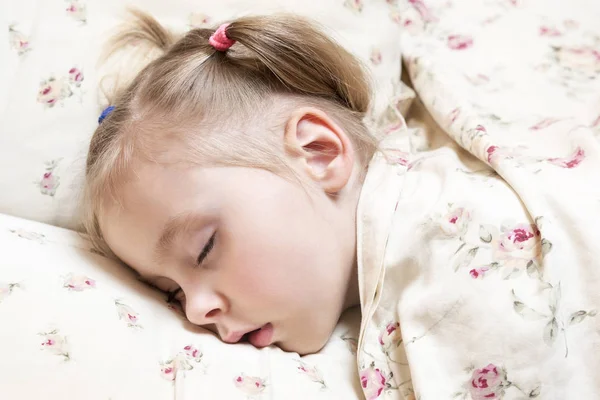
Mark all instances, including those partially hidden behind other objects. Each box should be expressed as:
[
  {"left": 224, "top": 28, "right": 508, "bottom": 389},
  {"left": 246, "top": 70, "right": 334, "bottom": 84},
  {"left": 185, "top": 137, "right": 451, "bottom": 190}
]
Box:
[
  {"left": 485, "top": 145, "right": 525, "bottom": 165},
  {"left": 297, "top": 360, "right": 326, "bottom": 389},
  {"left": 160, "top": 345, "right": 203, "bottom": 381},
  {"left": 408, "top": 0, "right": 437, "bottom": 23},
  {"left": 8, "top": 25, "right": 31, "bottom": 55},
  {"left": 66, "top": 67, "right": 85, "bottom": 99},
  {"left": 39, "top": 330, "right": 70, "bottom": 361},
  {"left": 234, "top": 374, "right": 267, "bottom": 396},
  {"left": 389, "top": 8, "right": 424, "bottom": 32},
  {"left": 465, "top": 73, "right": 490, "bottom": 86},
  {"left": 539, "top": 26, "right": 561, "bottom": 37},
  {"left": 448, "top": 108, "right": 461, "bottom": 123},
  {"left": 382, "top": 120, "right": 405, "bottom": 136},
  {"left": 160, "top": 361, "right": 176, "bottom": 381},
  {"left": 379, "top": 321, "right": 402, "bottom": 351},
  {"left": 529, "top": 117, "right": 561, "bottom": 130},
  {"left": 115, "top": 300, "right": 141, "bottom": 328},
  {"left": 37, "top": 159, "right": 61, "bottom": 197},
  {"left": 37, "top": 69, "right": 83, "bottom": 108},
  {"left": 37, "top": 77, "right": 72, "bottom": 107},
  {"left": 482, "top": 15, "right": 501, "bottom": 25},
  {"left": 440, "top": 206, "right": 471, "bottom": 238},
  {"left": 555, "top": 46, "right": 600, "bottom": 76},
  {"left": 547, "top": 147, "right": 585, "bottom": 169},
  {"left": 65, "top": 0, "right": 87, "bottom": 24},
  {"left": 68, "top": 67, "right": 84, "bottom": 86},
  {"left": 183, "top": 345, "right": 203, "bottom": 362},
  {"left": 343, "top": 0, "right": 363, "bottom": 13},
  {"left": 360, "top": 364, "right": 394, "bottom": 400},
  {"left": 370, "top": 48, "right": 382, "bottom": 65},
  {"left": 40, "top": 171, "right": 59, "bottom": 196},
  {"left": 403, "top": 18, "right": 416, "bottom": 29},
  {"left": 590, "top": 115, "right": 600, "bottom": 130},
  {"left": 486, "top": 145, "right": 502, "bottom": 164},
  {"left": 447, "top": 35, "right": 473, "bottom": 50},
  {"left": 63, "top": 273, "right": 96, "bottom": 291},
  {"left": 469, "top": 364, "right": 506, "bottom": 400},
  {"left": 188, "top": 12, "right": 211, "bottom": 28},
  {"left": 474, "top": 125, "right": 487, "bottom": 134},
  {"left": 384, "top": 149, "right": 410, "bottom": 166},
  {"left": 0, "top": 282, "right": 20, "bottom": 303},
  {"left": 492, "top": 224, "right": 541, "bottom": 270},
  {"left": 469, "top": 267, "right": 490, "bottom": 279}
]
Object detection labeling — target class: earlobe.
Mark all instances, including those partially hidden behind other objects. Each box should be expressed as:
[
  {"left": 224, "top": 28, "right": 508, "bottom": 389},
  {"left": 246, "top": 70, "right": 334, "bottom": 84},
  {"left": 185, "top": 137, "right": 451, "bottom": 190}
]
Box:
[{"left": 284, "top": 107, "right": 354, "bottom": 194}]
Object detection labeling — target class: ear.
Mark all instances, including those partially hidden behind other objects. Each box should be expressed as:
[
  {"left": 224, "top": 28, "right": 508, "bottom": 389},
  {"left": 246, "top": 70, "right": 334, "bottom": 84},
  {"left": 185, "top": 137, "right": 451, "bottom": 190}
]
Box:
[{"left": 284, "top": 107, "right": 354, "bottom": 194}]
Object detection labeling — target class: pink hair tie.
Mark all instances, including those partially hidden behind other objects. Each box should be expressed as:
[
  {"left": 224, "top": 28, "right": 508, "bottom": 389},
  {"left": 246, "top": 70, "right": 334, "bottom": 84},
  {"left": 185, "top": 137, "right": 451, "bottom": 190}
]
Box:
[{"left": 209, "top": 23, "right": 235, "bottom": 51}]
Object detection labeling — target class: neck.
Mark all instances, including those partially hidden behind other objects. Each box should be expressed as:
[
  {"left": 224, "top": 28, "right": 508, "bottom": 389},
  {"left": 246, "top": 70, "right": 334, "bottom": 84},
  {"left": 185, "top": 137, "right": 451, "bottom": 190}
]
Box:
[
  {"left": 343, "top": 254, "right": 360, "bottom": 310},
  {"left": 341, "top": 165, "right": 364, "bottom": 311}
]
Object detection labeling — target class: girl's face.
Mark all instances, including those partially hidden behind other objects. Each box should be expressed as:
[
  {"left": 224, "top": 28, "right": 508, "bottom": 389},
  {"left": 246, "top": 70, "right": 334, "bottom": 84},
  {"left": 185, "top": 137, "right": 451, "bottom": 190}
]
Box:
[{"left": 101, "top": 159, "right": 360, "bottom": 354}]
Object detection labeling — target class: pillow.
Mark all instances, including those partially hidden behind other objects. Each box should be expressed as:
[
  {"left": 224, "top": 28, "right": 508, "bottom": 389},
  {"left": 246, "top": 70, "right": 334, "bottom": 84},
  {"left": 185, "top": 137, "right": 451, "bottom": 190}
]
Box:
[
  {"left": 0, "top": 212, "right": 362, "bottom": 398},
  {"left": 0, "top": 0, "right": 406, "bottom": 230}
]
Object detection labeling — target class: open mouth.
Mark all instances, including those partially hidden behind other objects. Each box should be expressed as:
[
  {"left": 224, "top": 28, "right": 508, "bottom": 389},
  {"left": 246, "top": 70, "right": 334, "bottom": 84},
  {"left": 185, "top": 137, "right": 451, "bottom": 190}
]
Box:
[
  {"left": 243, "top": 323, "right": 274, "bottom": 348},
  {"left": 241, "top": 330, "right": 257, "bottom": 343}
]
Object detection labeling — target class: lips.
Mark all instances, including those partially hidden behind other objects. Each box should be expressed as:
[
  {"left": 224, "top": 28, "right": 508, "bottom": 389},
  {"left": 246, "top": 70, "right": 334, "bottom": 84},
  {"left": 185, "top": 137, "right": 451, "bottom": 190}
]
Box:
[
  {"left": 247, "top": 323, "right": 274, "bottom": 348},
  {"left": 223, "top": 323, "right": 274, "bottom": 347},
  {"left": 223, "top": 330, "right": 246, "bottom": 344}
]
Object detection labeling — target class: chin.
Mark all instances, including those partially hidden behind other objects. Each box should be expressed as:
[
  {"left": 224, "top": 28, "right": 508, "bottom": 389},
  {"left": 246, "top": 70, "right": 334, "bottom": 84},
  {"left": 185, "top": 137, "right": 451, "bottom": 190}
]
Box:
[{"left": 278, "top": 336, "right": 329, "bottom": 356}]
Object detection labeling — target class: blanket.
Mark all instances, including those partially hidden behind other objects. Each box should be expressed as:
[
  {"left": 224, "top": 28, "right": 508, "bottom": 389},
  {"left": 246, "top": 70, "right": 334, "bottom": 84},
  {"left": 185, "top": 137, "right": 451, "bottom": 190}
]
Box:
[{"left": 357, "top": 0, "right": 600, "bottom": 398}]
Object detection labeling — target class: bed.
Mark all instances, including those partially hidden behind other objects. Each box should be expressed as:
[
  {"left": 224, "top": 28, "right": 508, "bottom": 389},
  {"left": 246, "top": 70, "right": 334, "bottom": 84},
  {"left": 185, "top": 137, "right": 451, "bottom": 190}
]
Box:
[{"left": 2, "top": 0, "right": 599, "bottom": 398}]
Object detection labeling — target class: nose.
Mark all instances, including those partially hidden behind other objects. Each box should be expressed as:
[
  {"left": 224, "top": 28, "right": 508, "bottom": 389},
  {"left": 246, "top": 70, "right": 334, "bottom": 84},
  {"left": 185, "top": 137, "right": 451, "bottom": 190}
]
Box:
[{"left": 183, "top": 286, "right": 228, "bottom": 327}]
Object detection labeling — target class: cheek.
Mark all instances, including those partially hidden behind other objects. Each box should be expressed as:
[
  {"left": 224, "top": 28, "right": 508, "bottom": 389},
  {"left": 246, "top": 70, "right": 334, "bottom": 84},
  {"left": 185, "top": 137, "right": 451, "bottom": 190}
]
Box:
[
  {"left": 224, "top": 246, "right": 299, "bottom": 298},
  {"left": 221, "top": 239, "right": 322, "bottom": 308},
  {"left": 227, "top": 263, "right": 285, "bottom": 299},
  {"left": 219, "top": 184, "right": 341, "bottom": 306}
]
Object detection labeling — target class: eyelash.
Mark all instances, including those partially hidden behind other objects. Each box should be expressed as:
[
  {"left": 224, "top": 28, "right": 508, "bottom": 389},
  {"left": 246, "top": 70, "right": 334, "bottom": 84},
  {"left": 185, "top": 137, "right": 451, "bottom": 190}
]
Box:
[
  {"left": 167, "top": 289, "right": 181, "bottom": 303},
  {"left": 166, "top": 232, "right": 216, "bottom": 303},
  {"left": 196, "top": 233, "right": 216, "bottom": 266}
]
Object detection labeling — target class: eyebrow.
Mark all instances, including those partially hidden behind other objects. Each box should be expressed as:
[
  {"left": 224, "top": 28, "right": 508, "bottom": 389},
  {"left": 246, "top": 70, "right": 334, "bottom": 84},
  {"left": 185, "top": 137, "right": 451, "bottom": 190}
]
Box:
[{"left": 153, "top": 211, "right": 198, "bottom": 262}]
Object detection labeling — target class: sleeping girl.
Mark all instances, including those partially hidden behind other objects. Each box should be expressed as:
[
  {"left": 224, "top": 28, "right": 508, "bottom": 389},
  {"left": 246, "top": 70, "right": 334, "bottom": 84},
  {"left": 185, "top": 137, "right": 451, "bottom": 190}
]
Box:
[{"left": 83, "top": 9, "right": 600, "bottom": 399}]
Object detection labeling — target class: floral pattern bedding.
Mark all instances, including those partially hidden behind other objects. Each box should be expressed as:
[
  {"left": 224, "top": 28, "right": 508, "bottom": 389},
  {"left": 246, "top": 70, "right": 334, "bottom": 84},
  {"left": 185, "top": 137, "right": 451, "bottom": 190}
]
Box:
[
  {"left": 355, "top": 0, "right": 600, "bottom": 399},
  {"left": 0, "top": 213, "right": 362, "bottom": 399}
]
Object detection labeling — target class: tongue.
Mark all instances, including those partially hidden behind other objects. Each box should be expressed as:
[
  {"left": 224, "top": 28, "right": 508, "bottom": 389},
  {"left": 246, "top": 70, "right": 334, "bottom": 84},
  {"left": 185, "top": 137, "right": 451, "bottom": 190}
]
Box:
[{"left": 248, "top": 323, "right": 273, "bottom": 348}]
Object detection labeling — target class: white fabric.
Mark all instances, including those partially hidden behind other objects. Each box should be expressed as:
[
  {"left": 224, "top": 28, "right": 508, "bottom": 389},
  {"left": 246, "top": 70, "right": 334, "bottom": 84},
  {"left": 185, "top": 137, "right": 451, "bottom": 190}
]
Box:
[
  {"left": 356, "top": 0, "right": 600, "bottom": 399},
  {"left": 0, "top": 212, "right": 362, "bottom": 399},
  {"left": 0, "top": 0, "right": 406, "bottom": 229}
]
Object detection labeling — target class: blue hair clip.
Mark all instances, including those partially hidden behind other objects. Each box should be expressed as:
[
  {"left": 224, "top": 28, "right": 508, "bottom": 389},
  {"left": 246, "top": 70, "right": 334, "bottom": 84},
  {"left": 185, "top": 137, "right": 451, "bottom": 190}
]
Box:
[{"left": 98, "top": 105, "right": 115, "bottom": 124}]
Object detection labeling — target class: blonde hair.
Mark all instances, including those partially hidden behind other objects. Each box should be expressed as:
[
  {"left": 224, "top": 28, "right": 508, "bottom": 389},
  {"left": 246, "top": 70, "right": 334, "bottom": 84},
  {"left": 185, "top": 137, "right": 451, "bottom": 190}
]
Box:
[{"left": 83, "top": 9, "right": 378, "bottom": 256}]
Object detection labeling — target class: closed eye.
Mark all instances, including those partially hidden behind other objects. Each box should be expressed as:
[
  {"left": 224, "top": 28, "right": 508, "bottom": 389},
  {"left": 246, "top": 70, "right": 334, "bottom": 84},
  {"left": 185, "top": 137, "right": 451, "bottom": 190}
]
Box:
[
  {"left": 167, "top": 288, "right": 181, "bottom": 303},
  {"left": 197, "top": 233, "right": 216, "bottom": 266}
]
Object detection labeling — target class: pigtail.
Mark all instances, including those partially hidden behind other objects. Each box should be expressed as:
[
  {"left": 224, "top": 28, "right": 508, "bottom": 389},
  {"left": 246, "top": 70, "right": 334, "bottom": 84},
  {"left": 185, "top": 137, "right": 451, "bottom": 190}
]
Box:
[
  {"left": 98, "top": 8, "right": 179, "bottom": 105},
  {"left": 222, "top": 15, "right": 371, "bottom": 115}
]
